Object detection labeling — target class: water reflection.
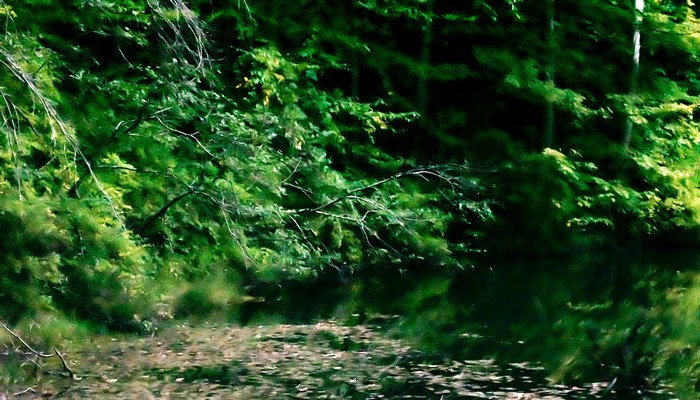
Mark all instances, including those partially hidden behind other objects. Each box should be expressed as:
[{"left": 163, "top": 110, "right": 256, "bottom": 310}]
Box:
[
  {"left": 306, "top": 250, "right": 696, "bottom": 398},
  {"left": 6, "top": 250, "right": 691, "bottom": 398},
  {"left": 232, "top": 252, "right": 690, "bottom": 397}
]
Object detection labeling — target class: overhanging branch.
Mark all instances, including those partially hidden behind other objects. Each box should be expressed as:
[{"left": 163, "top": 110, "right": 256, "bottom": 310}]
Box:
[
  {"left": 135, "top": 187, "right": 197, "bottom": 234},
  {"left": 293, "top": 165, "right": 463, "bottom": 215}
]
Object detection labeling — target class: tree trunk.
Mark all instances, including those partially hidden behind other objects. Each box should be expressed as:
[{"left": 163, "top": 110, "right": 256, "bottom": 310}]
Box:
[
  {"left": 412, "top": 0, "right": 434, "bottom": 161},
  {"left": 622, "top": 0, "right": 644, "bottom": 150},
  {"left": 416, "top": 0, "right": 434, "bottom": 117},
  {"left": 351, "top": 6, "right": 360, "bottom": 98},
  {"left": 543, "top": 0, "right": 555, "bottom": 149}
]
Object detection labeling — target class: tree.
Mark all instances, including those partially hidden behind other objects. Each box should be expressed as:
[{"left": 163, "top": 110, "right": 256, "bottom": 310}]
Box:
[
  {"left": 0, "top": 0, "right": 489, "bottom": 328},
  {"left": 543, "top": 0, "right": 555, "bottom": 148},
  {"left": 623, "top": 0, "right": 645, "bottom": 149}
]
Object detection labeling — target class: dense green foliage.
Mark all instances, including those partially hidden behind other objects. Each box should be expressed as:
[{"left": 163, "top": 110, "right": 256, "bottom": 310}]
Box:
[{"left": 3, "top": 0, "right": 700, "bottom": 396}]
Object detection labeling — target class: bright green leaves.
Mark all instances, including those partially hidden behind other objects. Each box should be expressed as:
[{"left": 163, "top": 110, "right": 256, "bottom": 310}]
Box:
[
  {"left": 0, "top": 194, "right": 155, "bottom": 329},
  {"left": 542, "top": 147, "right": 696, "bottom": 237},
  {"left": 0, "top": 33, "right": 80, "bottom": 197},
  {"left": 241, "top": 47, "right": 328, "bottom": 152}
]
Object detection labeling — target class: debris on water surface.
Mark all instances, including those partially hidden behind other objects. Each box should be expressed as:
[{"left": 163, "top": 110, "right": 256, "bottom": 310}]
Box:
[{"left": 0, "top": 321, "right": 659, "bottom": 399}]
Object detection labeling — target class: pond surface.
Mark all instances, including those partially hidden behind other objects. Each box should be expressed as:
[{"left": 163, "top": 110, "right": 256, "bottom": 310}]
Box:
[
  {"left": 2, "top": 249, "right": 693, "bottom": 398},
  {"left": 4, "top": 321, "right": 614, "bottom": 399}
]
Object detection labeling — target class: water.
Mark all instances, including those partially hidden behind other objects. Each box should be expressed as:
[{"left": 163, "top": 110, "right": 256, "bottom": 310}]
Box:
[
  {"left": 244, "top": 249, "right": 692, "bottom": 397},
  {"left": 0, "top": 322, "right": 622, "bottom": 399},
  {"left": 3, "top": 249, "right": 694, "bottom": 398}
]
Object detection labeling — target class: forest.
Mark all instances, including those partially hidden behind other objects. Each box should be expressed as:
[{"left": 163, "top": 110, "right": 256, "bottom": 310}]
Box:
[{"left": 2, "top": 0, "right": 700, "bottom": 398}]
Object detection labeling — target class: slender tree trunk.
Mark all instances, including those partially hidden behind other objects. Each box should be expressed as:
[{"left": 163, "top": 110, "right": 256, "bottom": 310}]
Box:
[
  {"left": 415, "top": 0, "right": 434, "bottom": 117},
  {"left": 351, "top": 6, "right": 360, "bottom": 98},
  {"left": 412, "top": 0, "right": 434, "bottom": 161},
  {"left": 623, "top": 0, "right": 644, "bottom": 150},
  {"left": 543, "top": 0, "right": 555, "bottom": 149}
]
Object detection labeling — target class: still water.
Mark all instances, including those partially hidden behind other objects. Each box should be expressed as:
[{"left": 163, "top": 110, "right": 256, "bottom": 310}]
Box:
[
  {"left": 245, "top": 249, "right": 696, "bottom": 398},
  {"left": 3, "top": 250, "right": 696, "bottom": 398},
  {"left": 0, "top": 321, "right": 610, "bottom": 399}
]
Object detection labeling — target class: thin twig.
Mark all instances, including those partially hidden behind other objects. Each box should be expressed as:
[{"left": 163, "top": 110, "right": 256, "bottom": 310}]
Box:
[{"left": 13, "top": 388, "right": 36, "bottom": 396}]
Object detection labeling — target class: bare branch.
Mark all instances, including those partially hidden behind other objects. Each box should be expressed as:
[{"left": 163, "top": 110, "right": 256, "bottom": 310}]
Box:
[
  {"left": 13, "top": 388, "right": 37, "bottom": 396},
  {"left": 54, "top": 348, "right": 80, "bottom": 380},
  {"left": 146, "top": 0, "right": 210, "bottom": 71},
  {"left": 135, "top": 187, "right": 197, "bottom": 234},
  {"left": 0, "top": 320, "right": 79, "bottom": 381},
  {"left": 293, "top": 165, "right": 465, "bottom": 215},
  {"left": 154, "top": 115, "right": 216, "bottom": 158},
  {"left": 0, "top": 321, "right": 52, "bottom": 358}
]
